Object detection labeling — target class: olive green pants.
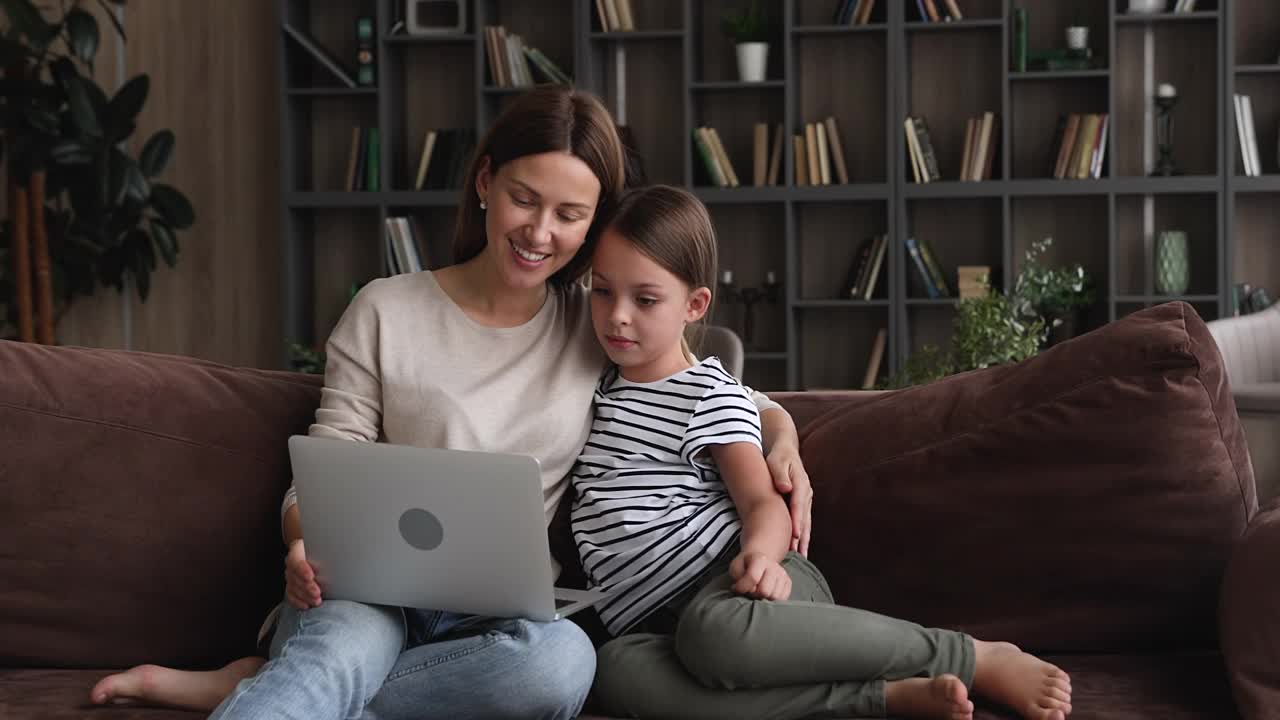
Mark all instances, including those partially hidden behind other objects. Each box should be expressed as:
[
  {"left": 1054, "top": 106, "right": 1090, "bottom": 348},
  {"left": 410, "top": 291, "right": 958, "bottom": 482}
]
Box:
[{"left": 592, "top": 552, "right": 975, "bottom": 720}]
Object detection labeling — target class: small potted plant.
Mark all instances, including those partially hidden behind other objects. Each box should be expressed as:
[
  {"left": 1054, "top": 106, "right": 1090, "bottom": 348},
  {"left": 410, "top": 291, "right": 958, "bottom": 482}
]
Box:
[
  {"left": 1010, "top": 238, "right": 1095, "bottom": 346},
  {"left": 722, "top": 1, "right": 770, "bottom": 83}
]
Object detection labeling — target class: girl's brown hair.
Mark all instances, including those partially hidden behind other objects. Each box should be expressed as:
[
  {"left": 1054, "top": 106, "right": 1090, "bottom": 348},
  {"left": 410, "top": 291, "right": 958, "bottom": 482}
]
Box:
[
  {"left": 453, "top": 86, "right": 626, "bottom": 288},
  {"left": 602, "top": 185, "right": 718, "bottom": 355}
]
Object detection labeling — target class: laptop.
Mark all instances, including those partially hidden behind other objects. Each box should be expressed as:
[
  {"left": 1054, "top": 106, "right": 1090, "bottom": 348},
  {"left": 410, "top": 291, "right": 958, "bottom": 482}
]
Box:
[{"left": 287, "top": 435, "right": 608, "bottom": 622}]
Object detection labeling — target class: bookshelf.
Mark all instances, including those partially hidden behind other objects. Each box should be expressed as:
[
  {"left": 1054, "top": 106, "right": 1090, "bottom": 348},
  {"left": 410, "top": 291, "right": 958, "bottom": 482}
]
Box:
[{"left": 278, "top": 0, "right": 1268, "bottom": 391}]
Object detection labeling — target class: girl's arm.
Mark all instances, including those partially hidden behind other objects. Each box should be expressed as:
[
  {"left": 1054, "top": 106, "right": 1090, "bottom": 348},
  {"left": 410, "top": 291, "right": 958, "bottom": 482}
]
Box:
[
  {"left": 711, "top": 442, "right": 793, "bottom": 564},
  {"left": 758, "top": 406, "right": 814, "bottom": 557}
]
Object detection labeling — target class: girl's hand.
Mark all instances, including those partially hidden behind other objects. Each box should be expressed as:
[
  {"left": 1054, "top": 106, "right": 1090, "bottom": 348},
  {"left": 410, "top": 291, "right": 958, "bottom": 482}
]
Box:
[
  {"left": 765, "top": 444, "right": 814, "bottom": 557},
  {"left": 285, "top": 539, "right": 323, "bottom": 609},
  {"left": 729, "top": 552, "right": 792, "bottom": 601}
]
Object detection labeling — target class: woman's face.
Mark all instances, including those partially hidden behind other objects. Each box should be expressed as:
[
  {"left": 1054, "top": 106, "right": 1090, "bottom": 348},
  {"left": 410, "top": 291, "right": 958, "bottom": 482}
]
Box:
[{"left": 476, "top": 151, "right": 602, "bottom": 292}]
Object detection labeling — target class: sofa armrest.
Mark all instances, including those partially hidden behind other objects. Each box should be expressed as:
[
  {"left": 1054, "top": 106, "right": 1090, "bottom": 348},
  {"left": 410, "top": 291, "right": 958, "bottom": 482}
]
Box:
[{"left": 1221, "top": 500, "right": 1280, "bottom": 720}]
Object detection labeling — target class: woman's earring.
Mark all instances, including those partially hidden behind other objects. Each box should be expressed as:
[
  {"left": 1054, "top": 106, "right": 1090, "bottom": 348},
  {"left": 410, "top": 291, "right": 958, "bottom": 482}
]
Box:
[{"left": 479, "top": 199, "right": 487, "bottom": 210}]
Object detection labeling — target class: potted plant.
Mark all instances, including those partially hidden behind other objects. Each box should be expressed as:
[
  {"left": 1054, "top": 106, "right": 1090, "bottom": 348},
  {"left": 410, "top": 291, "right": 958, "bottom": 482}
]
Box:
[
  {"left": 722, "top": 1, "right": 770, "bottom": 83},
  {"left": 0, "top": 0, "right": 194, "bottom": 344},
  {"left": 1010, "top": 238, "right": 1095, "bottom": 346}
]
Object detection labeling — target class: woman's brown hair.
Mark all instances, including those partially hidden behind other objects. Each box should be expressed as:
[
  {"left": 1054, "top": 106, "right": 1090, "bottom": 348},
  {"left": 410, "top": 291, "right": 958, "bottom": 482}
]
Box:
[
  {"left": 453, "top": 86, "right": 626, "bottom": 288},
  {"left": 602, "top": 185, "right": 718, "bottom": 354}
]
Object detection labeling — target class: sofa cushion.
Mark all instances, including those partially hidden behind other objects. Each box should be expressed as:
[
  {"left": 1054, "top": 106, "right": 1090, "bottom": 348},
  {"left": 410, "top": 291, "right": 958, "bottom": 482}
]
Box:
[
  {"left": 0, "top": 341, "right": 322, "bottom": 669},
  {"left": 799, "top": 302, "right": 1256, "bottom": 655}
]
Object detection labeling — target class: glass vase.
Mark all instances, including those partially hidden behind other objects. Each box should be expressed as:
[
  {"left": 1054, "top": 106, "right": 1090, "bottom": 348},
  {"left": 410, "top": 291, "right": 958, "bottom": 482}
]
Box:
[{"left": 1155, "top": 230, "right": 1190, "bottom": 295}]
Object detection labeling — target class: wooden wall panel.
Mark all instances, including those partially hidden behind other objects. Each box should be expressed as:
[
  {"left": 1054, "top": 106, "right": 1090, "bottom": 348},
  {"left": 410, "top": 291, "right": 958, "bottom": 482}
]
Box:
[{"left": 123, "top": 0, "right": 281, "bottom": 368}]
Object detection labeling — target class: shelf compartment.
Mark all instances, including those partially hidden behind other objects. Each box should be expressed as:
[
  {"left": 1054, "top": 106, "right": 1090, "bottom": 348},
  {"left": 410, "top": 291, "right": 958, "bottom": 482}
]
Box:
[
  {"left": 908, "top": 28, "right": 1004, "bottom": 181},
  {"left": 1115, "top": 193, "right": 1218, "bottom": 297},
  {"left": 905, "top": 197, "right": 1003, "bottom": 299},
  {"left": 1012, "top": 196, "right": 1110, "bottom": 322},
  {"left": 796, "top": 201, "right": 889, "bottom": 302},
  {"left": 798, "top": 309, "right": 889, "bottom": 391},
  {"left": 1232, "top": 193, "right": 1280, "bottom": 309},
  {"left": 797, "top": 30, "right": 888, "bottom": 184}
]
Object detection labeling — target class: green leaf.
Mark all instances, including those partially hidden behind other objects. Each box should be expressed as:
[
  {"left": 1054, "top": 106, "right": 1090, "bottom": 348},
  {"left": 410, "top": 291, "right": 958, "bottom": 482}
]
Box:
[
  {"left": 132, "top": 256, "right": 150, "bottom": 301},
  {"left": 106, "top": 147, "right": 127, "bottom": 206},
  {"left": 22, "top": 104, "right": 60, "bottom": 135},
  {"left": 150, "top": 183, "right": 194, "bottom": 229},
  {"left": 104, "top": 74, "right": 148, "bottom": 141},
  {"left": 129, "top": 228, "right": 156, "bottom": 272},
  {"left": 1, "top": 0, "right": 54, "bottom": 51},
  {"left": 123, "top": 160, "right": 150, "bottom": 203},
  {"left": 149, "top": 218, "right": 178, "bottom": 267},
  {"left": 66, "top": 8, "right": 100, "bottom": 65},
  {"left": 139, "top": 130, "right": 174, "bottom": 177},
  {"left": 50, "top": 139, "right": 91, "bottom": 164},
  {"left": 52, "top": 59, "right": 103, "bottom": 138}
]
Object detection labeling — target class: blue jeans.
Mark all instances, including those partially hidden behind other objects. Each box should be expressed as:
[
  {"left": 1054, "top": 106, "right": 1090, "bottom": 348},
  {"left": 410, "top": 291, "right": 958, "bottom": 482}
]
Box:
[{"left": 209, "top": 600, "right": 595, "bottom": 720}]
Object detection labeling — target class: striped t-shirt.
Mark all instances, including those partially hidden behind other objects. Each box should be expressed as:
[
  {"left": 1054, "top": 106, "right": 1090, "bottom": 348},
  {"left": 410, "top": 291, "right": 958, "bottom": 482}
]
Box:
[{"left": 570, "top": 357, "right": 762, "bottom": 635}]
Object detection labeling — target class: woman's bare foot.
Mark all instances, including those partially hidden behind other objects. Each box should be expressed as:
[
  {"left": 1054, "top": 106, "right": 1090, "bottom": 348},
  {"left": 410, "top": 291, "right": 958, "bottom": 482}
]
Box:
[
  {"left": 971, "top": 640, "right": 1072, "bottom": 719},
  {"left": 89, "top": 656, "right": 265, "bottom": 711},
  {"left": 885, "top": 674, "right": 974, "bottom": 720}
]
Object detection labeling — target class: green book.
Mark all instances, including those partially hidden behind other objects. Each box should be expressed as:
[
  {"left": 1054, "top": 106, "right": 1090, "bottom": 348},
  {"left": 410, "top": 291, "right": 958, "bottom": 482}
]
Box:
[{"left": 366, "top": 127, "right": 380, "bottom": 192}]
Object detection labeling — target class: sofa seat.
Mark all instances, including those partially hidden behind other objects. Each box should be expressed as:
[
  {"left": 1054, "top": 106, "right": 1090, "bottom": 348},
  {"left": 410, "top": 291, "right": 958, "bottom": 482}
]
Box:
[
  {"left": 2, "top": 652, "right": 1238, "bottom": 720},
  {"left": 1230, "top": 383, "right": 1280, "bottom": 414}
]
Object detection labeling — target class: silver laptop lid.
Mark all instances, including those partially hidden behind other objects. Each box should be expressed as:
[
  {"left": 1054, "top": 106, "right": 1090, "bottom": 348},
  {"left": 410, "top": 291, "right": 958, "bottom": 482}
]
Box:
[{"left": 288, "top": 435, "right": 559, "bottom": 621}]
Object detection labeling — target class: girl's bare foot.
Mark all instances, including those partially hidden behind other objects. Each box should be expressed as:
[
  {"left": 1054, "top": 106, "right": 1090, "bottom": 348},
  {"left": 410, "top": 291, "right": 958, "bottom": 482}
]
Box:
[
  {"left": 885, "top": 674, "right": 974, "bottom": 720},
  {"left": 89, "top": 656, "right": 265, "bottom": 711},
  {"left": 971, "top": 640, "right": 1072, "bottom": 719}
]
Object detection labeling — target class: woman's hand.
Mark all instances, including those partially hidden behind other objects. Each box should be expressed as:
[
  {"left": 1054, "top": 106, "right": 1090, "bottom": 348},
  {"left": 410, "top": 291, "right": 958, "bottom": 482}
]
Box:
[
  {"left": 285, "top": 539, "right": 323, "bottom": 609},
  {"left": 765, "top": 443, "right": 814, "bottom": 557},
  {"left": 730, "top": 552, "right": 792, "bottom": 601}
]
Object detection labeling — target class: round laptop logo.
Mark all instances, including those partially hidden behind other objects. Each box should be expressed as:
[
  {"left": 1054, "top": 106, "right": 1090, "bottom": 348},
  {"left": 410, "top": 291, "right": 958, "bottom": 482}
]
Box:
[{"left": 399, "top": 508, "right": 444, "bottom": 551}]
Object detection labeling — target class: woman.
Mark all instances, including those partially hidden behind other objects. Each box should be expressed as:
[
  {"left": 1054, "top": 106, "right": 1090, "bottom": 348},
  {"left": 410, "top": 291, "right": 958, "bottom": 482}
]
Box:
[{"left": 90, "top": 85, "right": 814, "bottom": 720}]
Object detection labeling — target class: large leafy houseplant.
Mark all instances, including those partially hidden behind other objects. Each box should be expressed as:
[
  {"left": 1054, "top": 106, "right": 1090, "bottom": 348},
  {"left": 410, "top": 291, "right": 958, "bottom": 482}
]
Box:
[
  {"left": 1010, "top": 237, "right": 1094, "bottom": 339},
  {"left": 0, "top": 0, "right": 194, "bottom": 343}
]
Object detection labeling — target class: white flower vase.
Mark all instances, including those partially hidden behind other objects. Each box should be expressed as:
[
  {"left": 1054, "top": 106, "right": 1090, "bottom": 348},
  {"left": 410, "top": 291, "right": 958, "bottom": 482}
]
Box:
[
  {"left": 1065, "top": 26, "right": 1089, "bottom": 50},
  {"left": 736, "top": 42, "right": 768, "bottom": 83}
]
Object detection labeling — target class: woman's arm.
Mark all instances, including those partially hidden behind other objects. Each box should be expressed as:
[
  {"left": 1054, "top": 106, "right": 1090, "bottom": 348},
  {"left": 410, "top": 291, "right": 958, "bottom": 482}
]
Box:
[{"left": 759, "top": 406, "right": 814, "bottom": 556}]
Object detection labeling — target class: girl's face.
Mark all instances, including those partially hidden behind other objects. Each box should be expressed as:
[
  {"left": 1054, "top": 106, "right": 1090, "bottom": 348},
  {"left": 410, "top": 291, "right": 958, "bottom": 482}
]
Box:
[
  {"left": 589, "top": 228, "right": 711, "bottom": 383},
  {"left": 475, "top": 151, "right": 602, "bottom": 292}
]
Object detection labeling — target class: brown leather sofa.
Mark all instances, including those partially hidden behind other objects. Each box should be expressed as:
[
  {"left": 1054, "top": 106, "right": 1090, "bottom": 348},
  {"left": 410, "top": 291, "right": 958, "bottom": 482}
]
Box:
[{"left": 2, "top": 302, "right": 1277, "bottom": 720}]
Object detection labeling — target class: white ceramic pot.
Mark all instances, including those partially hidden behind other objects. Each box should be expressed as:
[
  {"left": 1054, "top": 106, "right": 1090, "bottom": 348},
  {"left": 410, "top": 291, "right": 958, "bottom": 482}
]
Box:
[
  {"left": 1065, "top": 26, "right": 1089, "bottom": 50},
  {"left": 1127, "top": 0, "right": 1168, "bottom": 14},
  {"left": 735, "top": 42, "right": 768, "bottom": 83}
]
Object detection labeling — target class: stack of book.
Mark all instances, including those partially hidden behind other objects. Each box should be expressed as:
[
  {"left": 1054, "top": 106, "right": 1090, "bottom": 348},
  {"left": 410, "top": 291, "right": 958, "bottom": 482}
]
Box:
[
  {"left": 958, "top": 111, "right": 999, "bottom": 181},
  {"left": 840, "top": 234, "right": 888, "bottom": 301},
  {"left": 692, "top": 126, "right": 741, "bottom": 187},
  {"left": 905, "top": 236, "right": 952, "bottom": 299},
  {"left": 594, "top": 0, "right": 637, "bottom": 31},
  {"left": 795, "top": 117, "right": 850, "bottom": 186},
  {"left": 830, "top": 0, "right": 879, "bottom": 25},
  {"left": 484, "top": 26, "right": 571, "bottom": 88},
  {"left": 911, "top": 0, "right": 965, "bottom": 22},
  {"left": 1050, "top": 113, "right": 1108, "bottom": 180},
  {"left": 384, "top": 217, "right": 425, "bottom": 275},
  {"left": 406, "top": 128, "right": 476, "bottom": 190},
  {"left": 1234, "top": 94, "right": 1264, "bottom": 177}
]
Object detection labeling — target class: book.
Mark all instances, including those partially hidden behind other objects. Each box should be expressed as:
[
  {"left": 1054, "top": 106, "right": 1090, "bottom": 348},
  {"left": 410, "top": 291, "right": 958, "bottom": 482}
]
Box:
[
  {"left": 805, "top": 123, "right": 821, "bottom": 185},
  {"left": 355, "top": 16, "right": 376, "bottom": 86},
  {"left": 282, "top": 23, "right": 357, "bottom": 88},
  {"left": 1012, "top": 8, "right": 1028, "bottom": 73},
  {"left": 816, "top": 121, "right": 831, "bottom": 185},
  {"left": 957, "top": 265, "right": 991, "bottom": 299},
  {"left": 707, "top": 127, "right": 740, "bottom": 187},
  {"left": 766, "top": 123, "right": 783, "bottom": 185},
  {"left": 862, "top": 234, "right": 888, "bottom": 300},
  {"left": 912, "top": 117, "right": 941, "bottom": 182},
  {"left": 365, "top": 127, "right": 380, "bottom": 192},
  {"left": 862, "top": 328, "right": 887, "bottom": 390},
  {"left": 905, "top": 236, "right": 939, "bottom": 298},
  {"left": 794, "top": 134, "right": 809, "bottom": 185},
  {"left": 353, "top": 126, "right": 368, "bottom": 190},
  {"left": 344, "top": 126, "right": 361, "bottom": 191},
  {"left": 414, "top": 130, "right": 438, "bottom": 191},
  {"left": 960, "top": 116, "right": 976, "bottom": 181},
  {"left": 918, "top": 238, "right": 951, "bottom": 297},
  {"left": 841, "top": 235, "right": 877, "bottom": 299},
  {"left": 905, "top": 117, "right": 925, "bottom": 183},
  {"left": 824, "top": 116, "right": 850, "bottom": 184},
  {"left": 753, "top": 122, "right": 768, "bottom": 187},
  {"left": 615, "top": 0, "right": 635, "bottom": 31},
  {"left": 693, "top": 127, "right": 725, "bottom": 186}
]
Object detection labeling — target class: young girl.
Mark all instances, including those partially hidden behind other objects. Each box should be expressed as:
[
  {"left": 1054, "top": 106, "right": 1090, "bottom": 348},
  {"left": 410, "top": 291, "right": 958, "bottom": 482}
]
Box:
[{"left": 578, "top": 185, "right": 1074, "bottom": 720}]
